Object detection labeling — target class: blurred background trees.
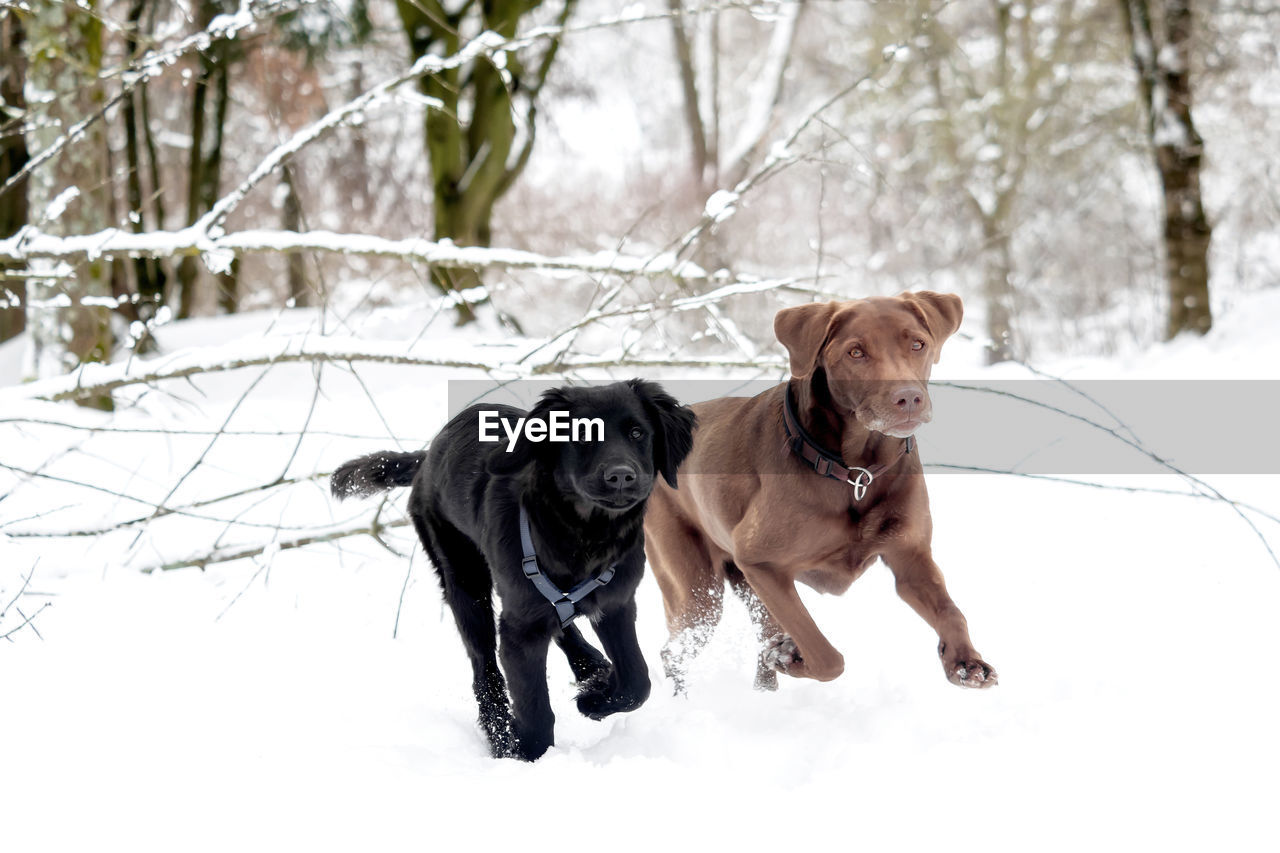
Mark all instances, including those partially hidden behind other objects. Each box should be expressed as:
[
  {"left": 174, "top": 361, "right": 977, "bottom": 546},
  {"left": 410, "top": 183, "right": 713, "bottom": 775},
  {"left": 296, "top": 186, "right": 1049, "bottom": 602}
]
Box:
[{"left": 1, "top": 0, "right": 1277, "bottom": 376}]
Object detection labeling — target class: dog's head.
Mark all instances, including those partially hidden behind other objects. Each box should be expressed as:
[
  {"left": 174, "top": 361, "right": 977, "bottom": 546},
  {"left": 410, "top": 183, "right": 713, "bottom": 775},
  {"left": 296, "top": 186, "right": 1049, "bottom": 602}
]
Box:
[
  {"left": 491, "top": 380, "right": 696, "bottom": 514},
  {"left": 774, "top": 291, "right": 963, "bottom": 438}
]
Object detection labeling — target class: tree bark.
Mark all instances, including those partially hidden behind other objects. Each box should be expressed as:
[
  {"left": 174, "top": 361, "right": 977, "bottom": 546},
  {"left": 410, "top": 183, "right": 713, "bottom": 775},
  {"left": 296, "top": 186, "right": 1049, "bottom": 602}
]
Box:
[
  {"left": 980, "top": 217, "right": 1016, "bottom": 365},
  {"left": 24, "top": 0, "right": 114, "bottom": 409},
  {"left": 177, "top": 0, "right": 235, "bottom": 318},
  {"left": 667, "top": 0, "right": 709, "bottom": 190},
  {"left": 396, "top": 0, "right": 576, "bottom": 324},
  {"left": 0, "top": 8, "right": 29, "bottom": 343},
  {"left": 122, "top": 0, "right": 164, "bottom": 349},
  {"left": 1119, "top": 0, "right": 1212, "bottom": 338},
  {"left": 281, "top": 165, "right": 308, "bottom": 307}
]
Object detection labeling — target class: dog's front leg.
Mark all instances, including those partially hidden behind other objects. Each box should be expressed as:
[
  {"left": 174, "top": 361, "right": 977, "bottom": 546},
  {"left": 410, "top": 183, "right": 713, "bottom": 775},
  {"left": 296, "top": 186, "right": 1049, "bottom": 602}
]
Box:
[
  {"left": 738, "top": 564, "right": 846, "bottom": 682},
  {"left": 555, "top": 624, "right": 613, "bottom": 687},
  {"left": 576, "top": 599, "right": 651, "bottom": 720},
  {"left": 498, "top": 614, "right": 556, "bottom": 760},
  {"left": 882, "top": 547, "right": 998, "bottom": 688}
]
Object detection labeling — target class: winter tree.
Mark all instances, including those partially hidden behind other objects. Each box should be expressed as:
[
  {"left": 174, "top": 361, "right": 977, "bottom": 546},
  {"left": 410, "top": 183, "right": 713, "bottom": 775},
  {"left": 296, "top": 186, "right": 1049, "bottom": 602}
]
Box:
[
  {"left": 1118, "top": 0, "right": 1213, "bottom": 338},
  {"left": 23, "top": 0, "right": 115, "bottom": 409},
  {"left": 395, "top": 0, "right": 579, "bottom": 323},
  {"left": 1, "top": 6, "right": 29, "bottom": 344}
]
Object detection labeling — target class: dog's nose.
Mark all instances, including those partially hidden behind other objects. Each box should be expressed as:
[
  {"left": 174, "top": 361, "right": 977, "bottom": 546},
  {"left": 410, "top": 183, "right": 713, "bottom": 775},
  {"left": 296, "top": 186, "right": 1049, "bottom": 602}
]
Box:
[
  {"left": 893, "top": 386, "right": 924, "bottom": 415},
  {"left": 603, "top": 465, "right": 638, "bottom": 488}
]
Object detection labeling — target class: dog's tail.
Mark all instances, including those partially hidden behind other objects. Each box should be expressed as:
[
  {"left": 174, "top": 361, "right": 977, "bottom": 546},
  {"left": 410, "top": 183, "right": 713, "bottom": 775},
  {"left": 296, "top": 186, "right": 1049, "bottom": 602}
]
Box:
[{"left": 331, "top": 451, "right": 426, "bottom": 500}]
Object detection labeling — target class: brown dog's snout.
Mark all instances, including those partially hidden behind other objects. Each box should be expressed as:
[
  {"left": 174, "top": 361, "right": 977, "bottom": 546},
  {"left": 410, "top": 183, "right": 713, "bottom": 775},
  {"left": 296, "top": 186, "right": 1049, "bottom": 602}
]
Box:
[{"left": 892, "top": 386, "right": 925, "bottom": 417}]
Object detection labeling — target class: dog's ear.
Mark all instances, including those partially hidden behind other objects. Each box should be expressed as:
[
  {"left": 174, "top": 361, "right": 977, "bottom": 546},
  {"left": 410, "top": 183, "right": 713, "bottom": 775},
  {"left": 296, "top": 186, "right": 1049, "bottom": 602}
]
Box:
[
  {"left": 629, "top": 379, "right": 697, "bottom": 489},
  {"left": 901, "top": 290, "right": 963, "bottom": 363},
  {"left": 774, "top": 302, "right": 838, "bottom": 379},
  {"left": 485, "top": 388, "right": 571, "bottom": 475}
]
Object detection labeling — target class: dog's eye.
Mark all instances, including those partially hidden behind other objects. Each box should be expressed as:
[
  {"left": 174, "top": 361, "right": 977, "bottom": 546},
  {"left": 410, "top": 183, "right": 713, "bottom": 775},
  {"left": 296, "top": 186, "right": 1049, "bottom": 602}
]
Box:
[
  {"left": 911, "top": 340, "right": 925, "bottom": 351},
  {"left": 629, "top": 427, "right": 645, "bottom": 440},
  {"left": 849, "top": 347, "right": 865, "bottom": 359}
]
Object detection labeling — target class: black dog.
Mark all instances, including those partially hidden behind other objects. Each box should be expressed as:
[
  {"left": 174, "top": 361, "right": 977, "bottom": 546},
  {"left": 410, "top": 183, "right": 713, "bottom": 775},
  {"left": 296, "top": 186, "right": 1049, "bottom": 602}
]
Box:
[{"left": 331, "top": 380, "right": 695, "bottom": 761}]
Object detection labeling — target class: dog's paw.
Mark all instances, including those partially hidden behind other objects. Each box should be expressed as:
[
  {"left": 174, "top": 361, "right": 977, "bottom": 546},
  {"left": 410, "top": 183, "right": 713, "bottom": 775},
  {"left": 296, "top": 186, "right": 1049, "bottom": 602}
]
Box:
[
  {"left": 753, "top": 662, "right": 779, "bottom": 692},
  {"left": 763, "top": 633, "right": 803, "bottom": 674},
  {"left": 940, "top": 645, "right": 998, "bottom": 688},
  {"left": 575, "top": 660, "right": 614, "bottom": 692},
  {"left": 575, "top": 687, "right": 615, "bottom": 721},
  {"left": 510, "top": 736, "right": 552, "bottom": 762},
  {"left": 482, "top": 714, "right": 517, "bottom": 759},
  {"left": 576, "top": 682, "right": 647, "bottom": 721}
]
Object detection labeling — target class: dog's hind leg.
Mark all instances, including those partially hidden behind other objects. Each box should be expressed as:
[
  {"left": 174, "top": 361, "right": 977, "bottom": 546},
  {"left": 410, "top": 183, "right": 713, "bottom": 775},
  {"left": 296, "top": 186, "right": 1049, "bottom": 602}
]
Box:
[
  {"left": 726, "top": 563, "right": 786, "bottom": 692},
  {"left": 645, "top": 500, "right": 726, "bottom": 694},
  {"left": 555, "top": 626, "right": 612, "bottom": 688},
  {"left": 415, "top": 512, "right": 514, "bottom": 758},
  {"left": 657, "top": 577, "right": 726, "bottom": 695}
]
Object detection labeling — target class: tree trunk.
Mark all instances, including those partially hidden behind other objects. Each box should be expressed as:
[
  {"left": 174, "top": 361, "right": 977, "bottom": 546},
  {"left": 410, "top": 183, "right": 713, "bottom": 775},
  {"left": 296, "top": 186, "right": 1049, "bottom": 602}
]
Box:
[
  {"left": 667, "top": 0, "right": 709, "bottom": 190},
  {"left": 396, "top": 0, "right": 576, "bottom": 324},
  {"left": 24, "top": 0, "right": 114, "bottom": 409},
  {"left": 1119, "top": 0, "right": 1212, "bottom": 338},
  {"left": 981, "top": 217, "right": 1016, "bottom": 365},
  {"left": 177, "top": 0, "right": 234, "bottom": 318},
  {"left": 122, "top": 0, "right": 163, "bottom": 350},
  {"left": 1, "top": 8, "right": 29, "bottom": 343},
  {"left": 281, "top": 165, "right": 308, "bottom": 307},
  {"left": 208, "top": 38, "right": 238, "bottom": 315}
]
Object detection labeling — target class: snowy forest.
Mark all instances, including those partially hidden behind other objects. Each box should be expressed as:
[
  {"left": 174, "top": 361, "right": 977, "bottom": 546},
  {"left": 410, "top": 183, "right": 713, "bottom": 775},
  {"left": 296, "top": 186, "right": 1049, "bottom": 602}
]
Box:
[
  {"left": 3, "top": 1, "right": 1280, "bottom": 850},
  {"left": 4, "top": 0, "right": 1278, "bottom": 371}
]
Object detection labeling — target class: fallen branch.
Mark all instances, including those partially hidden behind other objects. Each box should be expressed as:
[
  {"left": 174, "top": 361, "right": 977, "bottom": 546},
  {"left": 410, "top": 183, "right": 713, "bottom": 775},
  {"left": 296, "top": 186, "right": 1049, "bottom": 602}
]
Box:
[
  {"left": 137, "top": 518, "right": 413, "bottom": 573},
  {"left": 928, "top": 464, "right": 1280, "bottom": 528},
  {"left": 0, "top": 226, "right": 715, "bottom": 281},
  {"left": 937, "top": 381, "right": 1280, "bottom": 569},
  {"left": 7, "top": 334, "right": 522, "bottom": 403}
]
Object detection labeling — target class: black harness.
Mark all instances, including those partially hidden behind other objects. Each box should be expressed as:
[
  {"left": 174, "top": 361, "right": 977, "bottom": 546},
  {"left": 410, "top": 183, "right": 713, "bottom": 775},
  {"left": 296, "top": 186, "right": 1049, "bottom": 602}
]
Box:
[
  {"left": 782, "top": 386, "right": 914, "bottom": 500},
  {"left": 518, "top": 505, "right": 617, "bottom": 628}
]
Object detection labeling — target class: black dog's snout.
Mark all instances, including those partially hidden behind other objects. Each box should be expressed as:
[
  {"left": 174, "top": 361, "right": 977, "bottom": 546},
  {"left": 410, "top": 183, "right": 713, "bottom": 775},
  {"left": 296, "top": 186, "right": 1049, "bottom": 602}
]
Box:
[
  {"left": 893, "top": 386, "right": 924, "bottom": 415},
  {"left": 603, "top": 464, "right": 638, "bottom": 488}
]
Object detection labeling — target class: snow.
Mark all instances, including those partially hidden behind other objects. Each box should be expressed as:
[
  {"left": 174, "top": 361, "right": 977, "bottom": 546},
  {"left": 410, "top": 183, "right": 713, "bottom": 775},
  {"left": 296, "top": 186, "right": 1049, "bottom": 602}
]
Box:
[
  {"left": 703, "top": 189, "right": 739, "bottom": 223},
  {"left": 3, "top": 290, "right": 1280, "bottom": 851},
  {"left": 42, "top": 187, "right": 80, "bottom": 223}
]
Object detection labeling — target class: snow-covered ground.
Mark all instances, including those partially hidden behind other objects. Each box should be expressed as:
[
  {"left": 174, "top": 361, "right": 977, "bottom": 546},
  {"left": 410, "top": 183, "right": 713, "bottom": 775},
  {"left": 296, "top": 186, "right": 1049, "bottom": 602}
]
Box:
[{"left": 3, "top": 292, "right": 1279, "bottom": 852}]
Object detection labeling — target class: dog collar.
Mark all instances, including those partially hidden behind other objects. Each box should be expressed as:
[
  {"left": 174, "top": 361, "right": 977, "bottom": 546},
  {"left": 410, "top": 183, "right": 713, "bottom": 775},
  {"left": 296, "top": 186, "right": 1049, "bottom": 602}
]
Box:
[
  {"left": 782, "top": 386, "right": 914, "bottom": 501},
  {"left": 518, "top": 505, "right": 617, "bottom": 628}
]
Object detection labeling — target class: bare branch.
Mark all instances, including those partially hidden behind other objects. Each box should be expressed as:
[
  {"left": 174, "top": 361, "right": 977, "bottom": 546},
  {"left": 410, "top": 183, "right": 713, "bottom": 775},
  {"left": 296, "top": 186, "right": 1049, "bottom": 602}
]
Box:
[
  {"left": 720, "top": 0, "right": 807, "bottom": 186},
  {"left": 138, "top": 518, "right": 414, "bottom": 574}
]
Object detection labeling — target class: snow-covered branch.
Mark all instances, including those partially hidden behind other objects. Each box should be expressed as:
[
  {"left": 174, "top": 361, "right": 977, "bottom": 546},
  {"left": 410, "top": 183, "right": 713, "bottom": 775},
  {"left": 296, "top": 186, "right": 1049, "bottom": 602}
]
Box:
[
  {"left": 0, "top": 0, "right": 308, "bottom": 201},
  {"left": 0, "top": 226, "right": 715, "bottom": 283},
  {"left": 4, "top": 334, "right": 526, "bottom": 403},
  {"left": 3, "top": 333, "right": 786, "bottom": 405}
]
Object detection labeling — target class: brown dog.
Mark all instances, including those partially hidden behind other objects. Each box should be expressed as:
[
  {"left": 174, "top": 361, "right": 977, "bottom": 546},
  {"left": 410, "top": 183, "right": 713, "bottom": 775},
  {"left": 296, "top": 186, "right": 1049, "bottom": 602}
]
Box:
[{"left": 644, "top": 292, "right": 997, "bottom": 691}]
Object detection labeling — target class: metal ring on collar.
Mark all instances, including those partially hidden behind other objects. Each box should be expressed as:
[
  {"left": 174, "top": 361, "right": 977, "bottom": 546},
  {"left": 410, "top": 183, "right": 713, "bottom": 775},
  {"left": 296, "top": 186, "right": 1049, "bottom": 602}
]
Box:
[{"left": 846, "top": 467, "right": 874, "bottom": 501}]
